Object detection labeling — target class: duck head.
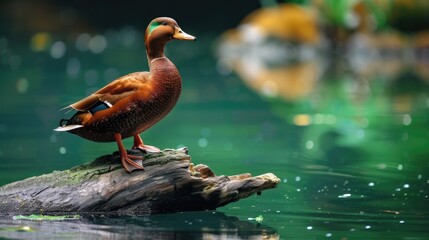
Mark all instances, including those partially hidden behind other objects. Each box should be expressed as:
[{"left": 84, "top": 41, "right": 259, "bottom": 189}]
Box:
[{"left": 145, "top": 17, "right": 196, "bottom": 60}]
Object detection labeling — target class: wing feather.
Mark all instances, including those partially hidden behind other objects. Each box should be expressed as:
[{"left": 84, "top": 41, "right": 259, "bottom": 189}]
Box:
[{"left": 65, "top": 72, "right": 150, "bottom": 111}]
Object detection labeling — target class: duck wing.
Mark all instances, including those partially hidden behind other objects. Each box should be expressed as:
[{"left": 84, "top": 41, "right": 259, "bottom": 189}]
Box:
[{"left": 65, "top": 71, "right": 151, "bottom": 111}]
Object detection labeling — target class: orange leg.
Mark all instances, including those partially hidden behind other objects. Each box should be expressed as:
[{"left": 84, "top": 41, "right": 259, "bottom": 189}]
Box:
[
  {"left": 132, "top": 134, "right": 161, "bottom": 153},
  {"left": 114, "top": 133, "right": 144, "bottom": 173}
]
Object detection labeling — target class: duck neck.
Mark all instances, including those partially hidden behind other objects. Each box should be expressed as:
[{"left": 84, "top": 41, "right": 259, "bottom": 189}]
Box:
[
  {"left": 145, "top": 37, "right": 180, "bottom": 86},
  {"left": 146, "top": 39, "right": 167, "bottom": 64},
  {"left": 148, "top": 55, "right": 180, "bottom": 86}
]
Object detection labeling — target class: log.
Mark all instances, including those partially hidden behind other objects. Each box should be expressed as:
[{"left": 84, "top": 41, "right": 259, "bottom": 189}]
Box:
[{"left": 0, "top": 148, "right": 280, "bottom": 214}]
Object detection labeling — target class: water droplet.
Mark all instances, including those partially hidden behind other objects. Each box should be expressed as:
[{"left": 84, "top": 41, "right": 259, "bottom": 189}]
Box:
[
  {"left": 305, "top": 140, "right": 314, "bottom": 150},
  {"left": 377, "top": 163, "right": 387, "bottom": 170},
  {"left": 338, "top": 193, "right": 351, "bottom": 198},
  {"left": 255, "top": 215, "right": 263, "bottom": 223},
  {"left": 365, "top": 225, "right": 371, "bottom": 229},
  {"left": 16, "top": 78, "right": 29, "bottom": 94},
  {"left": 89, "top": 35, "right": 107, "bottom": 54},
  {"left": 295, "top": 176, "right": 301, "bottom": 182},
  {"left": 403, "top": 184, "right": 410, "bottom": 189},
  {"left": 397, "top": 164, "right": 403, "bottom": 170},
  {"left": 399, "top": 220, "right": 404, "bottom": 224},
  {"left": 307, "top": 226, "right": 313, "bottom": 230},
  {"left": 59, "top": 147, "right": 67, "bottom": 154},
  {"left": 22, "top": 226, "right": 31, "bottom": 231},
  {"left": 356, "top": 129, "right": 365, "bottom": 139},
  {"left": 283, "top": 178, "right": 288, "bottom": 183},
  {"left": 326, "top": 233, "right": 332, "bottom": 237},
  {"left": 76, "top": 33, "right": 91, "bottom": 51},
  {"left": 368, "top": 182, "right": 375, "bottom": 187},
  {"left": 402, "top": 114, "right": 412, "bottom": 126},
  {"left": 50, "top": 134, "right": 57, "bottom": 143},
  {"left": 198, "top": 138, "right": 208, "bottom": 148},
  {"left": 50, "top": 41, "right": 66, "bottom": 59}
]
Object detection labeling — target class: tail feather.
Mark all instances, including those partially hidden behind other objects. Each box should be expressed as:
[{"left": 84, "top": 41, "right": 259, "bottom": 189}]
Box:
[
  {"left": 59, "top": 105, "right": 74, "bottom": 114},
  {"left": 56, "top": 109, "right": 84, "bottom": 132},
  {"left": 56, "top": 100, "right": 111, "bottom": 132},
  {"left": 54, "top": 124, "right": 83, "bottom": 132}
]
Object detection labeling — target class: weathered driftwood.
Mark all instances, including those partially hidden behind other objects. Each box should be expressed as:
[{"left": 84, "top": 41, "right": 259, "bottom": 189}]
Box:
[{"left": 0, "top": 148, "right": 280, "bottom": 214}]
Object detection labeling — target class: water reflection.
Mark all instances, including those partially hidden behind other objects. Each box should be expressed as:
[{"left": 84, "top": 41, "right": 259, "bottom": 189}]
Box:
[
  {"left": 0, "top": 212, "right": 278, "bottom": 239},
  {"left": 216, "top": 2, "right": 429, "bottom": 235},
  {"left": 217, "top": 3, "right": 429, "bottom": 105},
  {"left": 217, "top": 3, "right": 328, "bottom": 101}
]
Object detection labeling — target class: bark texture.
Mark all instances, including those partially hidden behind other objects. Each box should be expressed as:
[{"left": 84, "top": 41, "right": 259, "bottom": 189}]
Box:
[{"left": 0, "top": 148, "right": 280, "bottom": 214}]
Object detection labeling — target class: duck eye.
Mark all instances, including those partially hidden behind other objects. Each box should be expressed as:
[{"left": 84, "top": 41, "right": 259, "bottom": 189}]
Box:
[{"left": 161, "top": 21, "right": 167, "bottom": 26}]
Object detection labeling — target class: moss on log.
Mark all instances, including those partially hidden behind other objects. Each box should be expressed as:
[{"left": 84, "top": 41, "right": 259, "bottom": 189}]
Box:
[{"left": 0, "top": 148, "right": 280, "bottom": 214}]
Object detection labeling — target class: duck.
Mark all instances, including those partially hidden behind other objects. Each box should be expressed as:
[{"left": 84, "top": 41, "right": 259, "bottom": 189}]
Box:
[{"left": 55, "top": 17, "right": 196, "bottom": 173}]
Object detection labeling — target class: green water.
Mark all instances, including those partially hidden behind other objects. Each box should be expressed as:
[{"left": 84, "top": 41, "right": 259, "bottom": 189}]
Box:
[{"left": 0, "top": 30, "right": 428, "bottom": 239}]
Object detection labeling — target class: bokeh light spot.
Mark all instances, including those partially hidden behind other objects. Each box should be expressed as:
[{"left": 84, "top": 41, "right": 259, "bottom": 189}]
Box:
[
  {"left": 89, "top": 35, "right": 107, "bottom": 54},
  {"left": 16, "top": 78, "right": 29, "bottom": 94},
  {"left": 293, "top": 114, "right": 311, "bottom": 126},
  {"left": 50, "top": 41, "right": 66, "bottom": 59},
  {"left": 30, "top": 32, "right": 52, "bottom": 52}
]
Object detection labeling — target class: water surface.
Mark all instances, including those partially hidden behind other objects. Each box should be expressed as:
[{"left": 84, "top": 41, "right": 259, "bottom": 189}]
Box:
[{"left": 0, "top": 30, "right": 428, "bottom": 239}]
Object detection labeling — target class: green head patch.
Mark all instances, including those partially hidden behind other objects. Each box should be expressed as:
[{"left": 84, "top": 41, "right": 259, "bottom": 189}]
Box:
[{"left": 148, "top": 21, "right": 161, "bottom": 35}]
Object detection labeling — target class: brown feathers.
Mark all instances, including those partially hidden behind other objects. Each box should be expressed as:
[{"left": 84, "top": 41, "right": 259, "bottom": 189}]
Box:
[{"left": 69, "top": 72, "right": 151, "bottom": 111}]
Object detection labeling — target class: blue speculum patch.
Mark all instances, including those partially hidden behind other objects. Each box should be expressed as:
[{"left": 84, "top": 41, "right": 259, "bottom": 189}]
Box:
[{"left": 89, "top": 101, "right": 110, "bottom": 115}]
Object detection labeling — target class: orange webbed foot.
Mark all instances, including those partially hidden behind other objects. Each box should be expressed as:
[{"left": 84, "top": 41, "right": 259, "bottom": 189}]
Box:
[
  {"left": 120, "top": 152, "right": 144, "bottom": 173},
  {"left": 115, "top": 133, "right": 145, "bottom": 173},
  {"left": 133, "top": 144, "right": 161, "bottom": 153},
  {"left": 132, "top": 134, "right": 161, "bottom": 153}
]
